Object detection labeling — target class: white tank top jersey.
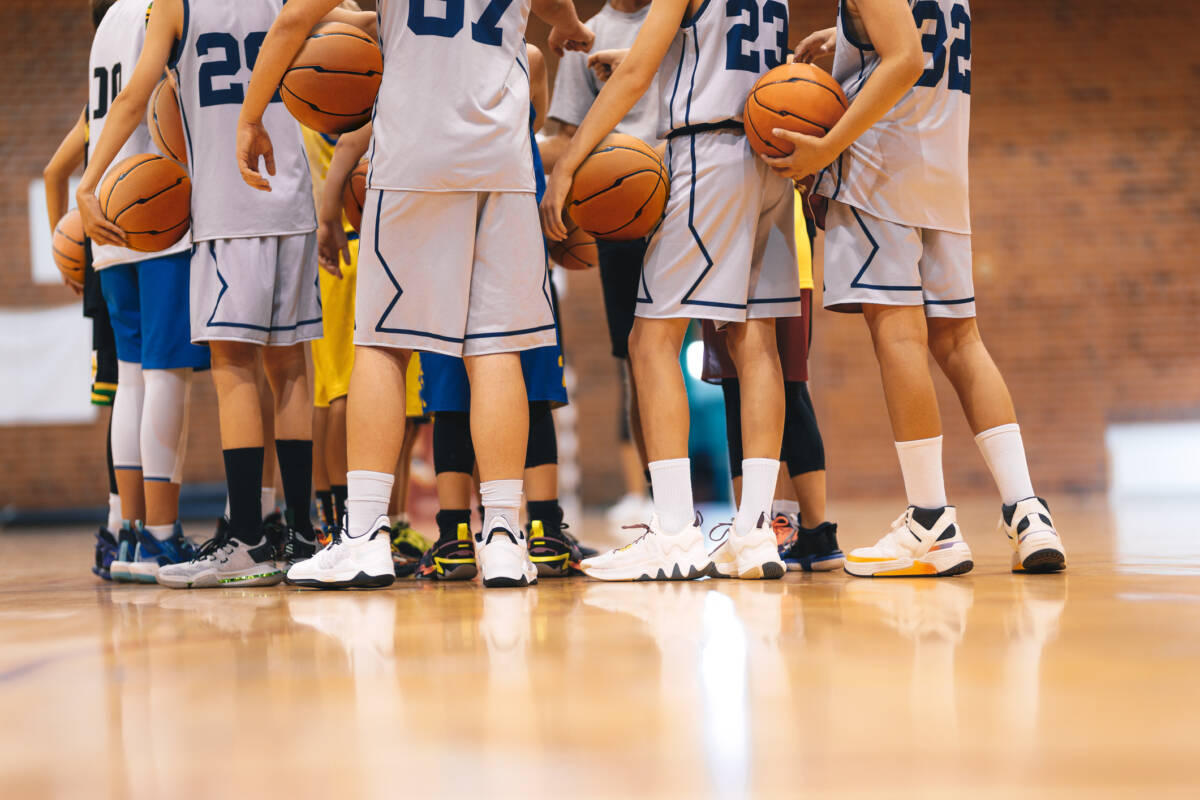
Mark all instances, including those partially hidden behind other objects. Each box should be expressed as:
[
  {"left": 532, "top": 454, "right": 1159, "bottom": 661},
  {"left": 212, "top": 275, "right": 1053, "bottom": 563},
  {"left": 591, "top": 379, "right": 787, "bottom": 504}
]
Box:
[
  {"left": 171, "top": 0, "right": 316, "bottom": 241},
  {"left": 367, "top": 0, "right": 534, "bottom": 193},
  {"left": 88, "top": 0, "right": 190, "bottom": 269},
  {"left": 815, "top": 0, "right": 972, "bottom": 235},
  {"left": 657, "top": 0, "right": 790, "bottom": 139}
]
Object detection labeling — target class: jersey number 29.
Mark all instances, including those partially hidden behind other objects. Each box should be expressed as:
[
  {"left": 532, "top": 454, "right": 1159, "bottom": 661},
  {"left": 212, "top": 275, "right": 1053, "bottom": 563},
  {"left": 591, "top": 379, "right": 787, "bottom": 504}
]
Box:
[{"left": 197, "top": 31, "right": 281, "bottom": 107}]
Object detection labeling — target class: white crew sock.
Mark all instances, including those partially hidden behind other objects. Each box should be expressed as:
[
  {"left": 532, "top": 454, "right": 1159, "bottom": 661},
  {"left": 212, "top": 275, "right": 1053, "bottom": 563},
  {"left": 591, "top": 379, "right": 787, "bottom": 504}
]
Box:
[
  {"left": 648, "top": 458, "right": 694, "bottom": 533},
  {"left": 480, "top": 479, "right": 523, "bottom": 534},
  {"left": 975, "top": 423, "right": 1036, "bottom": 505},
  {"left": 346, "top": 470, "right": 393, "bottom": 538},
  {"left": 107, "top": 493, "right": 123, "bottom": 533},
  {"left": 140, "top": 368, "right": 190, "bottom": 482},
  {"left": 261, "top": 487, "right": 277, "bottom": 516},
  {"left": 145, "top": 523, "right": 176, "bottom": 542},
  {"left": 895, "top": 436, "right": 948, "bottom": 508},
  {"left": 735, "top": 458, "right": 780, "bottom": 535},
  {"left": 771, "top": 498, "right": 800, "bottom": 520}
]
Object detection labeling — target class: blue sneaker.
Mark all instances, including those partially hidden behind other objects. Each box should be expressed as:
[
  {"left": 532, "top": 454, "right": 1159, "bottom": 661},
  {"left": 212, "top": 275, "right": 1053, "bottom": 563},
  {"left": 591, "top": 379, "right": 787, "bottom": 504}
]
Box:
[
  {"left": 127, "top": 523, "right": 198, "bottom": 583},
  {"left": 110, "top": 525, "right": 138, "bottom": 582},
  {"left": 92, "top": 527, "right": 118, "bottom": 581},
  {"left": 780, "top": 521, "right": 844, "bottom": 572}
]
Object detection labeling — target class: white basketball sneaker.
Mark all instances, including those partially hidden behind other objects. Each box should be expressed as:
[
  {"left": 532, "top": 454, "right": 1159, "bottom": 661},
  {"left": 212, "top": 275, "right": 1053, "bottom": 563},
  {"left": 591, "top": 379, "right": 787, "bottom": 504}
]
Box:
[
  {"left": 844, "top": 506, "right": 974, "bottom": 578},
  {"left": 474, "top": 520, "right": 538, "bottom": 588},
  {"left": 285, "top": 516, "right": 396, "bottom": 589},
  {"left": 581, "top": 513, "right": 712, "bottom": 582},
  {"left": 1001, "top": 496, "right": 1066, "bottom": 573},
  {"left": 709, "top": 513, "right": 786, "bottom": 580}
]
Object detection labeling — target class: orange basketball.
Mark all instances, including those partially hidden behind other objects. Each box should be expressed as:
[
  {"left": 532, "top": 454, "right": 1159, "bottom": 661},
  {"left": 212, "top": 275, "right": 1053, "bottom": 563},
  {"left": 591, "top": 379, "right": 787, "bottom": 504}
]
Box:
[
  {"left": 567, "top": 133, "right": 668, "bottom": 241},
  {"left": 282, "top": 22, "right": 382, "bottom": 134},
  {"left": 744, "top": 62, "right": 848, "bottom": 158},
  {"left": 147, "top": 77, "right": 187, "bottom": 165},
  {"left": 342, "top": 159, "right": 368, "bottom": 232},
  {"left": 52, "top": 209, "right": 86, "bottom": 284},
  {"left": 549, "top": 214, "right": 598, "bottom": 271},
  {"left": 98, "top": 154, "right": 191, "bottom": 252}
]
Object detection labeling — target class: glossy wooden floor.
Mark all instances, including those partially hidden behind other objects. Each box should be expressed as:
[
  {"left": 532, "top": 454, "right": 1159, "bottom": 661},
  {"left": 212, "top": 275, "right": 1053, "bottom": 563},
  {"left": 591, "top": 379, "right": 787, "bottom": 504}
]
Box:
[{"left": 2, "top": 499, "right": 1198, "bottom": 798}]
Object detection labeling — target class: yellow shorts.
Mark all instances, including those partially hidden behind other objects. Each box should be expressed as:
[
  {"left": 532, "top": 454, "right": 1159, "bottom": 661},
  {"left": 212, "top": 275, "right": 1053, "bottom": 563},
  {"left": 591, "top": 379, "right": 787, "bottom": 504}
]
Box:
[{"left": 312, "top": 235, "right": 426, "bottom": 417}]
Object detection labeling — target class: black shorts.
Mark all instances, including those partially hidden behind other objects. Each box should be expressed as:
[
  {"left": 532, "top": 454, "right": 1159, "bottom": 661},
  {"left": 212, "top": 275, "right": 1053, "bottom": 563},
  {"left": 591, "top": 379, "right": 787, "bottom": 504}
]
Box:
[{"left": 596, "top": 238, "right": 647, "bottom": 359}]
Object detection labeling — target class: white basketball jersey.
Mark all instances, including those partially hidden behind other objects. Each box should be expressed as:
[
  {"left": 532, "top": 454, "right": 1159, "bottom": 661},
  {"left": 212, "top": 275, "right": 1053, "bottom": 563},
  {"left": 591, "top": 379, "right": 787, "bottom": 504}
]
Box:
[
  {"left": 658, "top": 0, "right": 790, "bottom": 138},
  {"left": 88, "top": 0, "right": 190, "bottom": 268},
  {"left": 815, "top": 0, "right": 972, "bottom": 234},
  {"left": 368, "top": 0, "right": 534, "bottom": 193},
  {"left": 172, "top": 0, "right": 315, "bottom": 241}
]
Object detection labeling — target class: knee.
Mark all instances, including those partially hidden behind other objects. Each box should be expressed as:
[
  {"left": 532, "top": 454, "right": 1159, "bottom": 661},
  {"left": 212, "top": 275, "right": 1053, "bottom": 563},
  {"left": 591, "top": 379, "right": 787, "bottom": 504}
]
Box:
[
  {"left": 629, "top": 319, "right": 683, "bottom": 365},
  {"left": 262, "top": 344, "right": 306, "bottom": 382},
  {"left": 927, "top": 317, "right": 980, "bottom": 366},
  {"left": 209, "top": 340, "right": 258, "bottom": 371},
  {"left": 864, "top": 306, "right": 929, "bottom": 356}
]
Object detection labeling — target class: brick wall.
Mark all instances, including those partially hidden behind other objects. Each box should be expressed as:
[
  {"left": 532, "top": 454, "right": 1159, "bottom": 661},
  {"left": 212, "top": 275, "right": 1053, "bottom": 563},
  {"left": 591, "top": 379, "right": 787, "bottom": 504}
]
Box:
[{"left": 2, "top": 1, "right": 1197, "bottom": 512}]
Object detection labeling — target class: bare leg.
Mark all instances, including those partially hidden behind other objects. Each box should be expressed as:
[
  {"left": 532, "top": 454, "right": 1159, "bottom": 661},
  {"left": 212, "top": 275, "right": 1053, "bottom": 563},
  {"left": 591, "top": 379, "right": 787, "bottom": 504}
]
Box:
[
  {"left": 626, "top": 361, "right": 649, "bottom": 477},
  {"left": 725, "top": 318, "right": 785, "bottom": 459},
  {"left": 312, "top": 405, "right": 330, "bottom": 493},
  {"left": 325, "top": 396, "right": 349, "bottom": 486},
  {"left": 210, "top": 341, "right": 265, "bottom": 449},
  {"left": 628, "top": 318, "right": 691, "bottom": 461},
  {"left": 927, "top": 317, "right": 1017, "bottom": 434},
  {"left": 862, "top": 305, "right": 942, "bottom": 441},
  {"left": 463, "top": 353, "right": 528, "bottom": 482},
  {"left": 390, "top": 418, "right": 420, "bottom": 517},
  {"left": 262, "top": 343, "right": 311, "bottom": 441},
  {"left": 257, "top": 365, "right": 276, "bottom": 499},
  {"left": 791, "top": 471, "right": 827, "bottom": 525},
  {"left": 347, "top": 346, "right": 410, "bottom": 473},
  {"left": 524, "top": 464, "right": 557, "bottom": 503}
]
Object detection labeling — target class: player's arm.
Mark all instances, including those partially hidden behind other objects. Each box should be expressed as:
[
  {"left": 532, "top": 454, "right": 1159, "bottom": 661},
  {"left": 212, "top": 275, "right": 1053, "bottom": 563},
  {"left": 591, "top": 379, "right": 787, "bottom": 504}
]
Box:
[
  {"left": 532, "top": 0, "right": 595, "bottom": 57},
  {"left": 237, "top": 0, "right": 344, "bottom": 191},
  {"left": 763, "top": 0, "right": 923, "bottom": 179},
  {"left": 324, "top": 6, "right": 377, "bottom": 39},
  {"left": 76, "top": 0, "right": 182, "bottom": 246},
  {"left": 527, "top": 45, "right": 549, "bottom": 134},
  {"left": 795, "top": 27, "right": 837, "bottom": 64},
  {"left": 317, "top": 123, "right": 371, "bottom": 277},
  {"left": 587, "top": 48, "right": 629, "bottom": 83},
  {"left": 539, "top": 0, "right": 688, "bottom": 241},
  {"left": 45, "top": 109, "right": 87, "bottom": 232}
]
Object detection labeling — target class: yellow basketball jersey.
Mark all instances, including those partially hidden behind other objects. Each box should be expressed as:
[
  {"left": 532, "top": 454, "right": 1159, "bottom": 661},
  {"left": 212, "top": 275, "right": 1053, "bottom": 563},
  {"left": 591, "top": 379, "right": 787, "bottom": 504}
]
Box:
[{"left": 301, "top": 127, "right": 354, "bottom": 234}]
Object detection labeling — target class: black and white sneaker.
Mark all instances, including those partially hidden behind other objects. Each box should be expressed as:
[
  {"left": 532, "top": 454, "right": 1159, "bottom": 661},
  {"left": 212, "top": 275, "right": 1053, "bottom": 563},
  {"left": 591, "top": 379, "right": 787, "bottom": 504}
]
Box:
[
  {"left": 475, "top": 522, "right": 538, "bottom": 588},
  {"left": 1001, "top": 497, "right": 1066, "bottom": 573},
  {"left": 285, "top": 516, "right": 395, "bottom": 589}
]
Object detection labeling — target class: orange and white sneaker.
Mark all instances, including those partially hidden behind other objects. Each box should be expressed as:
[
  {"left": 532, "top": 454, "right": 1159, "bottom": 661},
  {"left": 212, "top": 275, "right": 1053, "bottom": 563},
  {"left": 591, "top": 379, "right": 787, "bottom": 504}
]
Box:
[
  {"left": 844, "top": 506, "right": 973, "bottom": 578},
  {"left": 1001, "top": 496, "right": 1066, "bottom": 574}
]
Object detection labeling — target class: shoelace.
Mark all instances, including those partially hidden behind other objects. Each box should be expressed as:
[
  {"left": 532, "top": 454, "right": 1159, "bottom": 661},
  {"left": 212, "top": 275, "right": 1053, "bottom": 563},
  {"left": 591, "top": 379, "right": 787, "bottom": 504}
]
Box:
[{"left": 191, "top": 532, "right": 233, "bottom": 563}]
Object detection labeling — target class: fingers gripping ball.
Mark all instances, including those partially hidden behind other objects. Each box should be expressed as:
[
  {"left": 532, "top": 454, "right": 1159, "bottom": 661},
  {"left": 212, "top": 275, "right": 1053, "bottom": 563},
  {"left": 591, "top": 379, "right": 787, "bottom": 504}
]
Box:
[
  {"left": 52, "top": 209, "right": 86, "bottom": 284},
  {"left": 147, "top": 77, "right": 187, "bottom": 164},
  {"left": 342, "top": 159, "right": 368, "bottom": 232},
  {"left": 744, "top": 63, "right": 848, "bottom": 157},
  {"left": 548, "top": 213, "right": 599, "bottom": 270},
  {"left": 282, "top": 22, "right": 382, "bottom": 135},
  {"left": 568, "top": 133, "right": 668, "bottom": 241},
  {"left": 98, "top": 154, "right": 191, "bottom": 252}
]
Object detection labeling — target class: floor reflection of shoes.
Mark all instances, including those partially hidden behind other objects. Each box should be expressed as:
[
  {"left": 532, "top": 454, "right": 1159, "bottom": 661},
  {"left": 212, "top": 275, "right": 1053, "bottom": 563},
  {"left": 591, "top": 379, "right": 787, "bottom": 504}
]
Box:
[
  {"left": 157, "top": 589, "right": 282, "bottom": 635},
  {"left": 287, "top": 592, "right": 397, "bottom": 668},
  {"left": 1007, "top": 577, "right": 1068, "bottom": 643},
  {"left": 844, "top": 579, "right": 976, "bottom": 644}
]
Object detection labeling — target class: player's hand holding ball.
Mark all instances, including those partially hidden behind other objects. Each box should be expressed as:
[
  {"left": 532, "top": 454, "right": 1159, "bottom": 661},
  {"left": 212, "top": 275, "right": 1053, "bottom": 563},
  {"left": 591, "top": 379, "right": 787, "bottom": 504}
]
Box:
[
  {"left": 236, "top": 118, "right": 276, "bottom": 192},
  {"left": 541, "top": 163, "right": 573, "bottom": 243},
  {"left": 75, "top": 187, "right": 126, "bottom": 248},
  {"left": 744, "top": 62, "right": 848, "bottom": 180}
]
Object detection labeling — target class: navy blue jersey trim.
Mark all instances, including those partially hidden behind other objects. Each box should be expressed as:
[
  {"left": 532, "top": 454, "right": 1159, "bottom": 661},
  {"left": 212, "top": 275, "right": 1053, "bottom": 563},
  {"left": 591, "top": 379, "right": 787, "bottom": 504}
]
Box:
[
  {"left": 848, "top": 207, "right": 921, "bottom": 291},
  {"left": 667, "top": 36, "right": 687, "bottom": 132},
  {"left": 747, "top": 296, "right": 804, "bottom": 304},
  {"left": 463, "top": 323, "right": 558, "bottom": 340},
  {"left": 168, "top": 0, "right": 190, "bottom": 70},
  {"left": 204, "top": 241, "right": 322, "bottom": 332},
  {"left": 840, "top": 0, "right": 875, "bottom": 52},
  {"left": 681, "top": 0, "right": 713, "bottom": 28},
  {"left": 683, "top": 30, "right": 700, "bottom": 126},
  {"left": 926, "top": 296, "right": 975, "bottom": 305}
]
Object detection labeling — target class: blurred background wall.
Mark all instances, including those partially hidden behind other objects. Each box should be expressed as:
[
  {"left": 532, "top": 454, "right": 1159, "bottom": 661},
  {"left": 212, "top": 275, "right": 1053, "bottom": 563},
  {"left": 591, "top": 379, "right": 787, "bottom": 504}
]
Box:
[{"left": 2, "top": 0, "right": 1198, "bottom": 514}]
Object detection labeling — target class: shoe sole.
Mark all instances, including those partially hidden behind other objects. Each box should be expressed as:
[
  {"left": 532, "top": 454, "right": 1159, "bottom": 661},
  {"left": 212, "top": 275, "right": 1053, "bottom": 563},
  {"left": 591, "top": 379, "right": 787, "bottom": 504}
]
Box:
[
  {"left": 621, "top": 562, "right": 714, "bottom": 582},
  {"left": 482, "top": 574, "right": 537, "bottom": 588},
  {"left": 286, "top": 571, "right": 396, "bottom": 590},
  {"left": 534, "top": 561, "right": 570, "bottom": 578},
  {"left": 435, "top": 563, "right": 478, "bottom": 581},
  {"left": 786, "top": 554, "right": 845, "bottom": 572},
  {"left": 1014, "top": 548, "right": 1066, "bottom": 574},
  {"left": 845, "top": 558, "right": 974, "bottom": 578}
]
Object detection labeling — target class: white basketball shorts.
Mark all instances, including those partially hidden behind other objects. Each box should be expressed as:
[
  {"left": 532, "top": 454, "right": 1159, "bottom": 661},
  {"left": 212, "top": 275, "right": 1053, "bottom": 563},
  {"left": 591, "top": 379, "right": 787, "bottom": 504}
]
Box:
[
  {"left": 822, "top": 199, "right": 976, "bottom": 318},
  {"left": 355, "top": 189, "right": 557, "bottom": 357},
  {"left": 638, "top": 129, "right": 802, "bottom": 324},
  {"left": 190, "top": 233, "right": 323, "bottom": 345}
]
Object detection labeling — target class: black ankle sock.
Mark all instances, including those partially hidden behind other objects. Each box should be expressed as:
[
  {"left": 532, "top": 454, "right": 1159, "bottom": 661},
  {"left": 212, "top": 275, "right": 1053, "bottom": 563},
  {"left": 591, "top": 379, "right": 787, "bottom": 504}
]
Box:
[
  {"left": 275, "top": 439, "right": 314, "bottom": 535},
  {"left": 527, "top": 500, "right": 562, "bottom": 532},
  {"left": 436, "top": 509, "right": 471, "bottom": 544},
  {"left": 643, "top": 469, "right": 653, "bottom": 499},
  {"left": 331, "top": 484, "right": 348, "bottom": 529},
  {"left": 316, "top": 490, "right": 335, "bottom": 530},
  {"left": 223, "top": 447, "right": 264, "bottom": 542}
]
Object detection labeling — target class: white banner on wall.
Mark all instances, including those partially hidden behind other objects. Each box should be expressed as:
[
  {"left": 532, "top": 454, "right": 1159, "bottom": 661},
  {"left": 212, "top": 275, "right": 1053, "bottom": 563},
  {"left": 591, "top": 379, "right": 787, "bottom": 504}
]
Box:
[
  {"left": 29, "top": 176, "right": 80, "bottom": 286},
  {"left": 0, "top": 305, "right": 97, "bottom": 425}
]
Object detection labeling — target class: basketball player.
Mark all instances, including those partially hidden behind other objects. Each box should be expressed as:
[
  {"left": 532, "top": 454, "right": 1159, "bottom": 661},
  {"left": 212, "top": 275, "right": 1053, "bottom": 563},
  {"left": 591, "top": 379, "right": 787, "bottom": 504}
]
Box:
[
  {"left": 541, "top": 0, "right": 657, "bottom": 530},
  {"left": 543, "top": 0, "right": 802, "bottom": 581},
  {"left": 43, "top": 89, "right": 122, "bottom": 580},
  {"left": 237, "top": 0, "right": 593, "bottom": 589},
  {"left": 76, "top": 0, "right": 367, "bottom": 587},
  {"left": 702, "top": 181, "right": 842, "bottom": 572},
  {"left": 68, "top": 0, "right": 211, "bottom": 584},
  {"left": 410, "top": 43, "right": 581, "bottom": 580},
  {"left": 305, "top": 120, "right": 432, "bottom": 573},
  {"left": 768, "top": 0, "right": 1066, "bottom": 575}
]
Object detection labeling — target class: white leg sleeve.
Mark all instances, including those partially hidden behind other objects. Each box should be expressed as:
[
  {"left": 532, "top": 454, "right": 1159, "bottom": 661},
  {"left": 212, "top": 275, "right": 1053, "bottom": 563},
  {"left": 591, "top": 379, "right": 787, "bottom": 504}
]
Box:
[
  {"left": 141, "top": 368, "right": 191, "bottom": 483},
  {"left": 112, "top": 360, "right": 144, "bottom": 470}
]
